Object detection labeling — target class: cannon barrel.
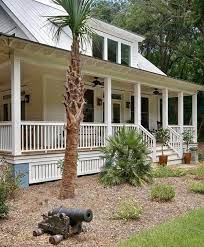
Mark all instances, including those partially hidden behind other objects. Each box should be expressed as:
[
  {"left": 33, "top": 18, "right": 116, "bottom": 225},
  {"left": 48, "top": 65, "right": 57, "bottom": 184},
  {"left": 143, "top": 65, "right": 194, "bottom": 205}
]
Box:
[{"left": 48, "top": 208, "right": 93, "bottom": 225}]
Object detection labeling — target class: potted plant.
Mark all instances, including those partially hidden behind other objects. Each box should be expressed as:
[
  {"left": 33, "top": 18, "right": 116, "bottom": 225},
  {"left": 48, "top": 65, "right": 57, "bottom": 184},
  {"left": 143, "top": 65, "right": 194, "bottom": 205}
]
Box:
[
  {"left": 183, "top": 130, "right": 194, "bottom": 164},
  {"left": 156, "top": 128, "right": 170, "bottom": 166}
]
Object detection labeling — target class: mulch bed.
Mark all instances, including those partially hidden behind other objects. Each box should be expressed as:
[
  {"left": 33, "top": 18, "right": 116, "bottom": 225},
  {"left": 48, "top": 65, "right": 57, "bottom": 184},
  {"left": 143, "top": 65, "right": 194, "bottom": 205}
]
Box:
[{"left": 0, "top": 175, "right": 204, "bottom": 247}]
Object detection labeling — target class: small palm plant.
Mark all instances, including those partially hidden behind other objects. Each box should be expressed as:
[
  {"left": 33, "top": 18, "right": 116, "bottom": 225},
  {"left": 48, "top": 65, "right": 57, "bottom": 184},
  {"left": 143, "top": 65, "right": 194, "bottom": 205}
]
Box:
[
  {"left": 100, "top": 127, "right": 152, "bottom": 186},
  {"left": 156, "top": 128, "right": 170, "bottom": 165}
]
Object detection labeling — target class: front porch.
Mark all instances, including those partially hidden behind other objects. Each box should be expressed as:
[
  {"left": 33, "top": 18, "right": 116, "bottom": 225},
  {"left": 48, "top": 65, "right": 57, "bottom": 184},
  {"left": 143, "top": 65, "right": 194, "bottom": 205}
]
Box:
[{"left": 0, "top": 35, "right": 200, "bottom": 185}]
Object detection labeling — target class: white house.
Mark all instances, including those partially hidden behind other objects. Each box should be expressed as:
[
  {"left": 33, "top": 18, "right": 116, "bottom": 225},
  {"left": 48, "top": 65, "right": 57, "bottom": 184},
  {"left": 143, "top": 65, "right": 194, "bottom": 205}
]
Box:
[{"left": 0, "top": 0, "right": 203, "bottom": 186}]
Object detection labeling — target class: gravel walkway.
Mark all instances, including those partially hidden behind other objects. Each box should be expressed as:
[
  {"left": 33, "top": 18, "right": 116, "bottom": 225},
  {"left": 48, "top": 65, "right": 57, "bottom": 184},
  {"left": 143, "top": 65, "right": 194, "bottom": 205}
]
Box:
[{"left": 0, "top": 175, "right": 204, "bottom": 247}]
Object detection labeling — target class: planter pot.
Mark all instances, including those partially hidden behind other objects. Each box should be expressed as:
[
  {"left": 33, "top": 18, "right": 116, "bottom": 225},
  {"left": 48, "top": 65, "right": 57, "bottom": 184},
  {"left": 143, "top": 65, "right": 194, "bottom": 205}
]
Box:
[
  {"left": 183, "top": 152, "right": 192, "bottom": 164},
  {"left": 191, "top": 150, "right": 198, "bottom": 164},
  {"left": 159, "top": 155, "right": 168, "bottom": 166}
]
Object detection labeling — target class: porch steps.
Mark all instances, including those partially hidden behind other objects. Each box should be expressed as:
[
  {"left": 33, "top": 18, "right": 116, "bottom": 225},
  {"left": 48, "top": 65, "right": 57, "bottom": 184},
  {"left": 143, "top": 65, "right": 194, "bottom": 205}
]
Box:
[{"left": 155, "top": 145, "right": 183, "bottom": 165}]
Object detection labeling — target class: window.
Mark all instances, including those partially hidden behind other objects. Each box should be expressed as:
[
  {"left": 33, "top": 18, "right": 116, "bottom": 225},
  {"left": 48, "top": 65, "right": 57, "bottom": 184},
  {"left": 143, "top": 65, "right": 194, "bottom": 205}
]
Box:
[
  {"left": 121, "top": 44, "right": 130, "bottom": 66},
  {"left": 83, "top": 89, "right": 94, "bottom": 122},
  {"left": 108, "top": 39, "right": 118, "bottom": 63},
  {"left": 92, "top": 34, "right": 104, "bottom": 59}
]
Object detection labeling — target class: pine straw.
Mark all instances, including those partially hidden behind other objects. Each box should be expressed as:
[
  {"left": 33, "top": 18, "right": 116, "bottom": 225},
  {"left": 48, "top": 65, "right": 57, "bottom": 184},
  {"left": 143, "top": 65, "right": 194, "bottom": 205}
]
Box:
[{"left": 0, "top": 175, "right": 204, "bottom": 247}]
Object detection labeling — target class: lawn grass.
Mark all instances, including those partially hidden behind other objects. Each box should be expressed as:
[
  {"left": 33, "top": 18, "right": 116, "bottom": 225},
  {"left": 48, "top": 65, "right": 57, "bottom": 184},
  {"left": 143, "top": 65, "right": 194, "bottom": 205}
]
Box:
[{"left": 117, "top": 207, "right": 204, "bottom": 247}]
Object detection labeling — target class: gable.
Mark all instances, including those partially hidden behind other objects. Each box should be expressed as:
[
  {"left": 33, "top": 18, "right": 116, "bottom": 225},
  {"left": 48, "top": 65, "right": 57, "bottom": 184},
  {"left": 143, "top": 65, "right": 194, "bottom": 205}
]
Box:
[{"left": 0, "top": 5, "right": 27, "bottom": 39}]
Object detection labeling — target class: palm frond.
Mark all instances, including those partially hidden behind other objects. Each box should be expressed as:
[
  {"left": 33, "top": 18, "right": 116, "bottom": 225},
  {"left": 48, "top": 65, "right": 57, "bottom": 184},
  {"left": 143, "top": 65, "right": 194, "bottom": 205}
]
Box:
[{"left": 49, "top": 0, "right": 95, "bottom": 42}]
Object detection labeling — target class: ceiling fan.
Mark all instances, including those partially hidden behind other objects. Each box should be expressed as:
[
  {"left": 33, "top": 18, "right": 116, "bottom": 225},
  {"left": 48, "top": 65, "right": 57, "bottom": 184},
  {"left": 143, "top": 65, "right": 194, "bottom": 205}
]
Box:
[
  {"left": 92, "top": 77, "right": 104, "bottom": 87},
  {"left": 153, "top": 88, "right": 162, "bottom": 96}
]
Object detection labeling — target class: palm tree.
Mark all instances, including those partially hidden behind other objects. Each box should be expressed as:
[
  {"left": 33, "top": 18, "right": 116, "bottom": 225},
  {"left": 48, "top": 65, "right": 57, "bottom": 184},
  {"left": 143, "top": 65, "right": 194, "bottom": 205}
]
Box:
[{"left": 49, "top": 0, "right": 94, "bottom": 199}]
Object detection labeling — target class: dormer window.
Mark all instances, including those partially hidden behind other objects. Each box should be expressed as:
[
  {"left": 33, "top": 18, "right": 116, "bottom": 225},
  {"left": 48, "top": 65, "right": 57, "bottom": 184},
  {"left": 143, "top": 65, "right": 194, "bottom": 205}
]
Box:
[
  {"left": 108, "top": 39, "right": 118, "bottom": 63},
  {"left": 92, "top": 34, "right": 104, "bottom": 59},
  {"left": 121, "top": 43, "right": 130, "bottom": 66}
]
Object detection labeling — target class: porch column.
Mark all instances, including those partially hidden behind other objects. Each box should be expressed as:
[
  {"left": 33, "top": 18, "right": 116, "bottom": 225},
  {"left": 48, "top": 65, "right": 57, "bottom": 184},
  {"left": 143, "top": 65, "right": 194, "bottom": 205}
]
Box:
[
  {"left": 104, "top": 77, "right": 112, "bottom": 136},
  {"left": 178, "top": 92, "right": 184, "bottom": 134},
  {"left": 103, "top": 37, "right": 108, "bottom": 61},
  {"left": 11, "top": 54, "right": 21, "bottom": 155},
  {"left": 118, "top": 42, "right": 121, "bottom": 64},
  {"left": 192, "top": 93, "right": 197, "bottom": 142},
  {"left": 162, "top": 88, "right": 168, "bottom": 128},
  {"left": 134, "top": 83, "right": 141, "bottom": 126}
]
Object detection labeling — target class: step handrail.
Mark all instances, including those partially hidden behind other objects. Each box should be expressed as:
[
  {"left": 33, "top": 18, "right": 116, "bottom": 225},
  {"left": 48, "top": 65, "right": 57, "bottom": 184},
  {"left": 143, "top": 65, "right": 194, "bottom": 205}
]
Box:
[
  {"left": 167, "top": 126, "right": 183, "bottom": 158},
  {"left": 138, "top": 125, "right": 156, "bottom": 162}
]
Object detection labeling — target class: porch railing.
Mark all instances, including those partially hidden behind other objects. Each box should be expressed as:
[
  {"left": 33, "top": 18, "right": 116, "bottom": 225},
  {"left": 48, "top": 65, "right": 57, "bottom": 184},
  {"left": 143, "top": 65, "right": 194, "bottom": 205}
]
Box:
[
  {"left": 21, "top": 122, "right": 107, "bottom": 152},
  {"left": 112, "top": 123, "right": 138, "bottom": 135},
  {"left": 167, "top": 126, "right": 183, "bottom": 158},
  {"left": 0, "top": 122, "right": 12, "bottom": 152},
  {"left": 169, "top": 125, "right": 195, "bottom": 135},
  {"left": 20, "top": 122, "right": 156, "bottom": 159}
]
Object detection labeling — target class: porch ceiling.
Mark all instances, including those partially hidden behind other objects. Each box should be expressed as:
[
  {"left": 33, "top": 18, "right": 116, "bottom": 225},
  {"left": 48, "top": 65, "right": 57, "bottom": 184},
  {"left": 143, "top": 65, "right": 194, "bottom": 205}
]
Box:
[{"left": 0, "top": 34, "right": 203, "bottom": 95}]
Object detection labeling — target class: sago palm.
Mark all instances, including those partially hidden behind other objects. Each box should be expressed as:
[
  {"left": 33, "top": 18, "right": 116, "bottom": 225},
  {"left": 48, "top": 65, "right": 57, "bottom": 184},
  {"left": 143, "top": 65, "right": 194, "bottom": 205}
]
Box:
[{"left": 49, "top": 0, "right": 94, "bottom": 199}]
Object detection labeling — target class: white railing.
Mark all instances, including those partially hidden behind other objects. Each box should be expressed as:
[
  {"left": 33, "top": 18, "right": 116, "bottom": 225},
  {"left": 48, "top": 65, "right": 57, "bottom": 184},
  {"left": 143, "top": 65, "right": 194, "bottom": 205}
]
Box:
[
  {"left": 112, "top": 123, "right": 138, "bottom": 136},
  {"left": 169, "top": 125, "right": 195, "bottom": 135},
  {"left": 183, "top": 125, "right": 196, "bottom": 135},
  {"left": 168, "top": 125, "right": 182, "bottom": 134},
  {"left": 0, "top": 122, "right": 12, "bottom": 152},
  {"left": 21, "top": 122, "right": 107, "bottom": 152},
  {"left": 79, "top": 123, "right": 107, "bottom": 149},
  {"left": 138, "top": 125, "right": 156, "bottom": 161},
  {"left": 21, "top": 122, "right": 65, "bottom": 152},
  {"left": 167, "top": 126, "right": 183, "bottom": 158}
]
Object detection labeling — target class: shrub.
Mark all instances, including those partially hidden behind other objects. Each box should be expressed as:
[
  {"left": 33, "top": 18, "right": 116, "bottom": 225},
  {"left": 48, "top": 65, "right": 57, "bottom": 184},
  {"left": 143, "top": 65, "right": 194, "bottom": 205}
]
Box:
[
  {"left": 100, "top": 128, "right": 152, "bottom": 187},
  {"left": 189, "top": 165, "right": 204, "bottom": 178},
  {"left": 150, "top": 184, "right": 175, "bottom": 202},
  {"left": 0, "top": 186, "right": 8, "bottom": 218},
  {"left": 189, "top": 182, "right": 204, "bottom": 194},
  {"left": 0, "top": 165, "right": 22, "bottom": 199},
  {"left": 113, "top": 200, "right": 142, "bottom": 221},
  {"left": 152, "top": 166, "right": 187, "bottom": 178}
]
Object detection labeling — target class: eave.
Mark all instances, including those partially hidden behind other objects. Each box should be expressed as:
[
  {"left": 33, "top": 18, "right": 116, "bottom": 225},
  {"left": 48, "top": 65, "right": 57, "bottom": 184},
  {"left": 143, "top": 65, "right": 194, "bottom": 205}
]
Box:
[{"left": 0, "top": 33, "right": 203, "bottom": 95}]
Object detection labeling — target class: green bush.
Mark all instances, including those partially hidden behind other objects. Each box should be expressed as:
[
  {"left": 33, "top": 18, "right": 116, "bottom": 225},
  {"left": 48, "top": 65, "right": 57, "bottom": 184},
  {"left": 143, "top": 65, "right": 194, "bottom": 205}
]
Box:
[
  {"left": 0, "top": 186, "right": 8, "bottom": 218},
  {"left": 152, "top": 166, "right": 187, "bottom": 178},
  {"left": 100, "top": 128, "right": 152, "bottom": 187},
  {"left": 113, "top": 200, "right": 142, "bottom": 221},
  {"left": 0, "top": 164, "right": 22, "bottom": 199},
  {"left": 150, "top": 184, "right": 176, "bottom": 202},
  {"left": 189, "top": 165, "right": 204, "bottom": 178},
  {"left": 189, "top": 182, "right": 204, "bottom": 194}
]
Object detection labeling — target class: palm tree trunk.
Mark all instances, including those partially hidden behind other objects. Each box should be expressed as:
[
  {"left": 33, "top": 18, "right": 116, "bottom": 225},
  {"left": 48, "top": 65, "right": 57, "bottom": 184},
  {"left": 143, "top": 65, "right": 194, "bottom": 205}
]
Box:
[
  {"left": 59, "top": 39, "right": 85, "bottom": 199},
  {"left": 60, "top": 127, "right": 79, "bottom": 198}
]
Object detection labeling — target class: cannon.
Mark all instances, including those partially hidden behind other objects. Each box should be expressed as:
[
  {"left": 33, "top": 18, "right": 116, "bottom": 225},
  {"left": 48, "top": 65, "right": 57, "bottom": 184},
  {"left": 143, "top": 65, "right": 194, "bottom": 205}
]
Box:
[{"left": 33, "top": 207, "right": 93, "bottom": 245}]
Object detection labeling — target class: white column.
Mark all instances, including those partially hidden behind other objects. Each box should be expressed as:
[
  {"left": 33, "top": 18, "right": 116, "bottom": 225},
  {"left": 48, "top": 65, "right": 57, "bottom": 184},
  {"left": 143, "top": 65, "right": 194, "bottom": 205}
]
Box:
[
  {"left": 162, "top": 88, "right": 168, "bottom": 128},
  {"left": 11, "top": 54, "right": 21, "bottom": 155},
  {"left": 118, "top": 42, "right": 121, "bottom": 64},
  {"left": 178, "top": 92, "right": 184, "bottom": 134},
  {"left": 134, "top": 83, "right": 141, "bottom": 126},
  {"left": 103, "top": 37, "right": 108, "bottom": 61},
  {"left": 192, "top": 93, "right": 197, "bottom": 142},
  {"left": 104, "top": 77, "right": 112, "bottom": 136}
]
